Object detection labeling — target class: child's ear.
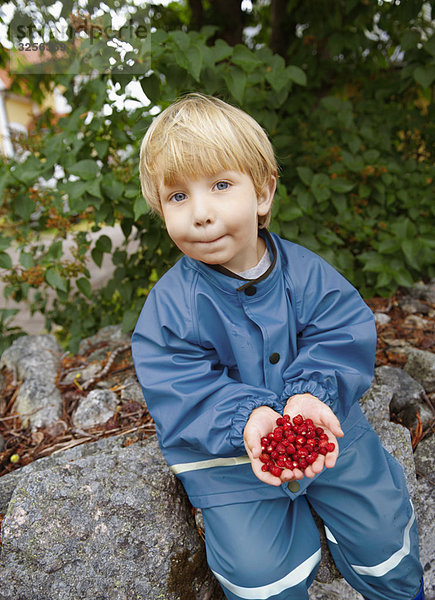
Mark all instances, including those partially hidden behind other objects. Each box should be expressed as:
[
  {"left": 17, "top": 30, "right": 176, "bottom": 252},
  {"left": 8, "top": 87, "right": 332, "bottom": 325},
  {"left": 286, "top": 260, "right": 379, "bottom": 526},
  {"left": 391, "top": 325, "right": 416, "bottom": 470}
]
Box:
[{"left": 257, "top": 175, "right": 277, "bottom": 218}]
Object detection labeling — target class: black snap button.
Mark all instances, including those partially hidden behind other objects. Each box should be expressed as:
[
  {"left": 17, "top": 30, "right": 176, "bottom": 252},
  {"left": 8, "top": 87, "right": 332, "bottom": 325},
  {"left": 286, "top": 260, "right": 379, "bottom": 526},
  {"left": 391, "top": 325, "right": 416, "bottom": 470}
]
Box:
[
  {"left": 269, "top": 353, "right": 280, "bottom": 364},
  {"left": 288, "top": 481, "right": 300, "bottom": 493},
  {"left": 244, "top": 286, "right": 257, "bottom": 296}
]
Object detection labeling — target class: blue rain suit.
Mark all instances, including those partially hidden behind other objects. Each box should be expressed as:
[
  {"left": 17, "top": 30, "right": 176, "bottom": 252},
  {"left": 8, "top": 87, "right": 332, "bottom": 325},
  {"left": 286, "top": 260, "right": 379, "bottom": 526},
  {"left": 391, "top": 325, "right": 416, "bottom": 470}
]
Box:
[{"left": 131, "top": 231, "right": 423, "bottom": 600}]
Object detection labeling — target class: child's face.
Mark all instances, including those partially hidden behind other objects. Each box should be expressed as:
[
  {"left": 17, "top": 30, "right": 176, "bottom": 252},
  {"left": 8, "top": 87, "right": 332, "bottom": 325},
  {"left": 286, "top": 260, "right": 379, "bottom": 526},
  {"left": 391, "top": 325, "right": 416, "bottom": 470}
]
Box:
[{"left": 158, "top": 170, "right": 275, "bottom": 273}]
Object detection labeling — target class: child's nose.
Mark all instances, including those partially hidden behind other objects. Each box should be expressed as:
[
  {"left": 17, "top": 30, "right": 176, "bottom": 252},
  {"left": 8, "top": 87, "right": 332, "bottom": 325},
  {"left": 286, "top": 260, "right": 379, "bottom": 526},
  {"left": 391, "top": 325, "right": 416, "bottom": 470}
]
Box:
[{"left": 192, "top": 196, "right": 215, "bottom": 226}]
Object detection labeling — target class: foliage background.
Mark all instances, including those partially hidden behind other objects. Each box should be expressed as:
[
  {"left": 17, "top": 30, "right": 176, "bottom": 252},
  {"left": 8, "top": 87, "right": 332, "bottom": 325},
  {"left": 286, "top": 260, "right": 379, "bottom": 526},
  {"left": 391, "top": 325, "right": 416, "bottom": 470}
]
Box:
[{"left": 0, "top": 0, "right": 434, "bottom": 353}]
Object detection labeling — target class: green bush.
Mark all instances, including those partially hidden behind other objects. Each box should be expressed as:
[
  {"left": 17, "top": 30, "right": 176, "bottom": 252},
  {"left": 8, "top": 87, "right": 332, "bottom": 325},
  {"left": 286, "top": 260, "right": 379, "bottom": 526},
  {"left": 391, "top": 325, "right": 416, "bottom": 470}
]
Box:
[{"left": 0, "top": 2, "right": 433, "bottom": 351}]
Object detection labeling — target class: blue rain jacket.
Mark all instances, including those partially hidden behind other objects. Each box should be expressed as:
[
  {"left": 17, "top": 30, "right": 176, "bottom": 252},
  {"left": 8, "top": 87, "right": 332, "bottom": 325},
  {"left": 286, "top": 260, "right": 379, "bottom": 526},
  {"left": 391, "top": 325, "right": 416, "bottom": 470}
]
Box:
[{"left": 131, "top": 231, "right": 377, "bottom": 508}]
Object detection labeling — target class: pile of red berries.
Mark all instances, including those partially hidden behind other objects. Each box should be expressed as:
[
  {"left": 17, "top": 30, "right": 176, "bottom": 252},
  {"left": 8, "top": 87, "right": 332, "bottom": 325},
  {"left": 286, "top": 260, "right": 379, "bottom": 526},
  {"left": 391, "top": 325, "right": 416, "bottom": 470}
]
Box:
[{"left": 260, "top": 414, "right": 335, "bottom": 478}]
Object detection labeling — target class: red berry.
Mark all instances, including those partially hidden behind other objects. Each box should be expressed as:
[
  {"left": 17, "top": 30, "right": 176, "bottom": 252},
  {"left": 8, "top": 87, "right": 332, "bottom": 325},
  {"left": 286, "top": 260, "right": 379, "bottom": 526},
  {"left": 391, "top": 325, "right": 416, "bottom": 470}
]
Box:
[
  {"left": 293, "top": 414, "right": 303, "bottom": 426},
  {"left": 297, "top": 447, "right": 309, "bottom": 457},
  {"left": 286, "top": 444, "right": 296, "bottom": 455},
  {"left": 283, "top": 414, "right": 291, "bottom": 422},
  {"left": 326, "top": 442, "right": 335, "bottom": 452},
  {"left": 296, "top": 435, "right": 306, "bottom": 446},
  {"left": 261, "top": 464, "right": 269, "bottom": 472},
  {"left": 319, "top": 447, "right": 328, "bottom": 455},
  {"left": 260, "top": 437, "right": 268, "bottom": 446},
  {"left": 315, "top": 427, "right": 324, "bottom": 436},
  {"left": 298, "top": 458, "right": 308, "bottom": 469},
  {"left": 259, "top": 453, "right": 270, "bottom": 464},
  {"left": 305, "top": 419, "right": 314, "bottom": 427},
  {"left": 271, "top": 466, "right": 283, "bottom": 477}
]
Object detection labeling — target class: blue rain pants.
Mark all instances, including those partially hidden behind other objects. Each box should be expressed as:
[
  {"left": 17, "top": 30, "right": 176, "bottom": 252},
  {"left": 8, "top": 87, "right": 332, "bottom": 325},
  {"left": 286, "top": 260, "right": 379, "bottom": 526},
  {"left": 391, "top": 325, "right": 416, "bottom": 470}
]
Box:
[{"left": 202, "top": 424, "right": 423, "bottom": 600}]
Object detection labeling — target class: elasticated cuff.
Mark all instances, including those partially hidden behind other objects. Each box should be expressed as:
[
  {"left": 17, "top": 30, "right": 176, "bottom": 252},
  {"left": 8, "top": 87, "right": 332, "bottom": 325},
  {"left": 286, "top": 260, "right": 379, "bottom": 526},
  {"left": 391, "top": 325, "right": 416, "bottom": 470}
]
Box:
[
  {"left": 279, "top": 378, "right": 336, "bottom": 407},
  {"left": 230, "top": 396, "right": 283, "bottom": 449}
]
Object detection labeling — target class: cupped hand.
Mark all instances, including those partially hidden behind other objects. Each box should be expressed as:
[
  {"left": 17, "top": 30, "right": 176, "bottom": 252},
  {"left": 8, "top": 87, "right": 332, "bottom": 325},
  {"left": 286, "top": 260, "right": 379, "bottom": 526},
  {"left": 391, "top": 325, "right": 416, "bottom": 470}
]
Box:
[
  {"left": 281, "top": 393, "right": 344, "bottom": 481},
  {"left": 243, "top": 406, "right": 285, "bottom": 486}
]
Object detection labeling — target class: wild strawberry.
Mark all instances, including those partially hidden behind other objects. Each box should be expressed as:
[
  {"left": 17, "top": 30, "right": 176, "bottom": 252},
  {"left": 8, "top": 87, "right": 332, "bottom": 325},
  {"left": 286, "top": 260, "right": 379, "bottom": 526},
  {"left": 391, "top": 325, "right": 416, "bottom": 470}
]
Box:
[
  {"left": 326, "top": 442, "right": 335, "bottom": 453},
  {"left": 293, "top": 414, "right": 304, "bottom": 426},
  {"left": 271, "top": 466, "right": 283, "bottom": 477}
]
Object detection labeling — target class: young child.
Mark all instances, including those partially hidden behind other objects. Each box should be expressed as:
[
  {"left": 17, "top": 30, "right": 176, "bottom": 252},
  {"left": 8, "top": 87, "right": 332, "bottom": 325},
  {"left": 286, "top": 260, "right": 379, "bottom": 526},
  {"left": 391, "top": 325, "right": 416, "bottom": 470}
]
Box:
[{"left": 131, "top": 93, "right": 424, "bottom": 600}]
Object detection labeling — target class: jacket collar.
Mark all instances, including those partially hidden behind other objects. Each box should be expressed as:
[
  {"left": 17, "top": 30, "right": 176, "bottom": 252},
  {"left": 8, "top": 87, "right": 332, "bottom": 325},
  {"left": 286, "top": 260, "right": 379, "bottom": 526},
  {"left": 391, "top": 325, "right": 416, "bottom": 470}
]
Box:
[{"left": 185, "top": 229, "right": 281, "bottom": 296}]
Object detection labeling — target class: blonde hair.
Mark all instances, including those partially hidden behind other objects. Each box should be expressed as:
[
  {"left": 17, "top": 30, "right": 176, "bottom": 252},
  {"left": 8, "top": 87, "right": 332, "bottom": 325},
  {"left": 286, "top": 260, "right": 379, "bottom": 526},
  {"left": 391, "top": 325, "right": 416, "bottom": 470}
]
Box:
[{"left": 139, "top": 93, "right": 278, "bottom": 228}]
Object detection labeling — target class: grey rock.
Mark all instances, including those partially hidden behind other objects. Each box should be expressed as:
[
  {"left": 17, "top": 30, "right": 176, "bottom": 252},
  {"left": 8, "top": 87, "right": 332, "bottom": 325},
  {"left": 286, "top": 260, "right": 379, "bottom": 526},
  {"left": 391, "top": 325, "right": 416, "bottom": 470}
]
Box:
[
  {"left": 78, "top": 324, "right": 130, "bottom": 360},
  {"left": 0, "top": 435, "right": 224, "bottom": 600},
  {"left": 404, "top": 280, "right": 435, "bottom": 306},
  {"left": 374, "top": 312, "right": 391, "bottom": 325},
  {"left": 120, "top": 376, "right": 146, "bottom": 407},
  {"left": 0, "top": 433, "right": 150, "bottom": 513},
  {"left": 403, "top": 314, "right": 433, "bottom": 330},
  {"left": 374, "top": 366, "right": 432, "bottom": 429},
  {"left": 0, "top": 334, "right": 61, "bottom": 382},
  {"left": 414, "top": 434, "right": 435, "bottom": 480},
  {"left": 60, "top": 362, "right": 102, "bottom": 386},
  {"left": 72, "top": 389, "right": 118, "bottom": 429},
  {"left": 414, "top": 477, "right": 435, "bottom": 600},
  {"left": 309, "top": 578, "right": 363, "bottom": 600},
  {"left": 0, "top": 335, "right": 63, "bottom": 430},
  {"left": 399, "top": 297, "right": 431, "bottom": 315},
  {"left": 12, "top": 378, "right": 63, "bottom": 430},
  {"left": 404, "top": 348, "right": 435, "bottom": 394},
  {"left": 413, "top": 436, "right": 435, "bottom": 598}
]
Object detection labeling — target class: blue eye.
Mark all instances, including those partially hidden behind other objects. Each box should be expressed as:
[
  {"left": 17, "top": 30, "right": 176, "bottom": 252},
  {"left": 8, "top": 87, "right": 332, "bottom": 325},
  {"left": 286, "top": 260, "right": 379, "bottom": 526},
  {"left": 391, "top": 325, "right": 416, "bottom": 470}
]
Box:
[
  {"left": 215, "top": 181, "right": 229, "bottom": 191},
  {"left": 171, "top": 192, "right": 186, "bottom": 202}
]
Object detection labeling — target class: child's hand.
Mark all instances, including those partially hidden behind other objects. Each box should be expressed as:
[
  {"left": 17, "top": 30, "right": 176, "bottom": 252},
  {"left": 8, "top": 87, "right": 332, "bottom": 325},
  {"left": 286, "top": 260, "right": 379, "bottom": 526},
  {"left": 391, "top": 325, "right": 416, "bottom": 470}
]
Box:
[
  {"left": 282, "top": 393, "right": 344, "bottom": 481},
  {"left": 244, "top": 406, "right": 286, "bottom": 487}
]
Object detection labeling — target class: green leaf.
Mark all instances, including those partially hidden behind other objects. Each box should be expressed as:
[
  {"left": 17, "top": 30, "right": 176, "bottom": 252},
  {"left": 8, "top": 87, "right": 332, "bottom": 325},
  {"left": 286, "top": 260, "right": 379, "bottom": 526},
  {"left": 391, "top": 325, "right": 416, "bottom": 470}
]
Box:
[
  {"left": 280, "top": 204, "right": 303, "bottom": 221},
  {"left": 413, "top": 66, "right": 435, "bottom": 89},
  {"left": 423, "top": 35, "right": 435, "bottom": 57},
  {"left": 140, "top": 73, "right": 160, "bottom": 104},
  {"left": 223, "top": 66, "right": 246, "bottom": 104},
  {"left": 14, "top": 195, "right": 34, "bottom": 221},
  {"left": 329, "top": 179, "right": 354, "bottom": 193},
  {"left": 185, "top": 44, "right": 203, "bottom": 81},
  {"left": 91, "top": 248, "right": 103, "bottom": 268},
  {"left": 96, "top": 235, "right": 112, "bottom": 253},
  {"left": 101, "top": 177, "right": 124, "bottom": 202},
  {"left": 19, "top": 251, "right": 34, "bottom": 269},
  {"left": 45, "top": 269, "right": 68, "bottom": 292},
  {"left": 311, "top": 174, "right": 331, "bottom": 202},
  {"left": 134, "top": 196, "right": 148, "bottom": 221},
  {"left": 76, "top": 277, "right": 92, "bottom": 298},
  {"left": 0, "top": 252, "right": 12, "bottom": 269},
  {"left": 393, "top": 266, "right": 414, "bottom": 288},
  {"left": 265, "top": 56, "right": 289, "bottom": 93},
  {"left": 210, "top": 39, "right": 232, "bottom": 63},
  {"left": 47, "top": 241, "right": 63, "bottom": 260},
  {"left": 286, "top": 65, "right": 307, "bottom": 86},
  {"left": 68, "top": 160, "right": 99, "bottom": 180},
  {"left": 232, "top": 45, "right": 261, "bottom": 73},
  {"left": 296, "top": 167, "right": 314, "bottom": 186},
  {"left": 0, "top": 236, "right": 11, "bottom": 252},
  {"left": 87, "top": 178, "right": 101, "bottom": 198},
  {"left": 122, "top": 308, "right": 139, "bottom": 333}
]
